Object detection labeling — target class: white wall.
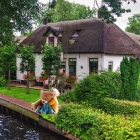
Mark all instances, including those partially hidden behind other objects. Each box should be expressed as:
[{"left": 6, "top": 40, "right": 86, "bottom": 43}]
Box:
[
  {"left": 17, "top": 53, "right": 132, "bottom": 80},
  {"left": 16, "top": 53, "right": 44, "bottom": 80},
  {"left": 64, "top": 53, "right": 103, "bottom": 80},
  {"left": 103, "top": 54, "right": 133, "bottom": 72}
]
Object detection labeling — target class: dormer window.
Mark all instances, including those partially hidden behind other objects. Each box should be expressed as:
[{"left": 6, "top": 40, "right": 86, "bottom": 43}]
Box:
[
  {"left": 69, "top": 30, "right": 82, "bottom": 44},
  {"left": 49, "top": 37, "right": 54, "bottom": 46},
  {"left": 58, "top": 37, "right": 63, "bottom": 45}
]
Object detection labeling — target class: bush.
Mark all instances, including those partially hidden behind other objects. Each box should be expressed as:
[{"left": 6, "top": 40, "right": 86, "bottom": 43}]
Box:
[
  {"left": 53, "top": 103, "right": 140, "bottom": 140},
  {"left": 74, "top": 70, "right": 122, "bottom": 107},
  {"left": 98, "top": 97, "right": 140, "bottom": 116},
  {"left": 0, "top": 76, "right": 7, "bottom": 87},
  {"left": 58, "top": 90, "right": 77, "bottom": 103}
]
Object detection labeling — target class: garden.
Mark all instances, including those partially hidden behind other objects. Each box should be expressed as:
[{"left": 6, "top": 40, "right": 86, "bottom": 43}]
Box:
[{"left": 0, "top": 55, "right": 140, "bottom": 139}]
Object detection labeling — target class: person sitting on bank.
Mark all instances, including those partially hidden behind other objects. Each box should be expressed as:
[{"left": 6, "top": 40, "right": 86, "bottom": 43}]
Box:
[{"left": 31, "top": 87, "right": 60, "bottom": 114}]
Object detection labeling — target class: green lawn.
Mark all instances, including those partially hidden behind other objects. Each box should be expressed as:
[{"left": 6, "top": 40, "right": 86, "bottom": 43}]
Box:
[{"left": 0, "top": 86, "right": 41, "bottom": 102}]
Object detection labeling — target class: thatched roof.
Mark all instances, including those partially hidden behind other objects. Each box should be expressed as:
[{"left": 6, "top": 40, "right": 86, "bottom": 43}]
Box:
[
  {"left": 15, "top": 36, "right": 27, "bottom": 45},
  {"left": 19, "top": 18, "right": 140, "bottom": 55}
]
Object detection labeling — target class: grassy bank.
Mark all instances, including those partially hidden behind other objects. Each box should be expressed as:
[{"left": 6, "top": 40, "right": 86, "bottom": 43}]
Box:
[{"left": 1, "top": 86, "right": 140, "bottom": 140}]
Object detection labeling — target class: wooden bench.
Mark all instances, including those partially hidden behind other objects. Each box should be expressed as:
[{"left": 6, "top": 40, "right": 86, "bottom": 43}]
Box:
[{"left": 10, "top": 80, "right": 21, "bottom": 86}]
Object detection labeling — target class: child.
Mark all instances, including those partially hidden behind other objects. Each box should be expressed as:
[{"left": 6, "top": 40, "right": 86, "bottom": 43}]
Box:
[{"left": 32, "top": 87, "right": 60, "bottom": 114}]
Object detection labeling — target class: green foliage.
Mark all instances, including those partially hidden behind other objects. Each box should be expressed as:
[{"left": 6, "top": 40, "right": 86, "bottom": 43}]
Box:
[
  {"left": 35, "top": 0, "right": 96, "bottom": 27},
  {"left": 0, "top": 0, "right": 41, "bottom": 46},
  {"left": 54, "top": 102, "right": 140, "bottom": 140},
  {"left": 0, "top": 45, "right": 17, "bottom": 90},
  {"left": 0, "top": 76, "right": 7, "bottom": 87},
  {"left": 119, "top": 56, "right": 140, "bottom": 101},
  {"left": 18, "top": 45, "right": 35, "bottom": 73},
  {"left": 75, "top": 70, "right": 122, "bottom": 108},
  {"left": 58, "top": 90, "right": 77, "bottom": 103},
  {"left": 18, "top": 45, "right": 36, "bottom": 93},
  {"left": 125, "top": 14, "right": 140, "bottom": 35},
  {"left": 41, "top": 44, "right": 62, "bottom": 89},
  {"left": 96, "top": 0, "right": 133, "bottom": 24},
  {"left": 99, "top": 97, "right": 140, "bottom": 116}
]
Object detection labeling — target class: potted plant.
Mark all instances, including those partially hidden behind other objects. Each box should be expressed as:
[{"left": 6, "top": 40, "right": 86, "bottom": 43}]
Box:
[{"left": 23, "top": 72, "right": 36, "bottom": 87}]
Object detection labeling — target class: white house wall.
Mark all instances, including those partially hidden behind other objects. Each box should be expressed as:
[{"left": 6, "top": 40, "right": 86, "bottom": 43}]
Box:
[
  {"left": 63, "top": 53, "right": 103, "bottom": 80},
  {"left": 16, "top": 53, "right": 44, "bottom": 80},
  {"left": 103, "top": 54, "right": 133, "bottom": 72}
]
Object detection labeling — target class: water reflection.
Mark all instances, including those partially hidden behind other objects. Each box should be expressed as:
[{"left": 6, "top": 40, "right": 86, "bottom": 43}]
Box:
[{"left": 0, "top": 112, "right": 69, "bottom": 140}]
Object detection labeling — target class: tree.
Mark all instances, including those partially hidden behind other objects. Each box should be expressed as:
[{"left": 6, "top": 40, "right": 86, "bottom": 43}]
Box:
[
  {"left": 41, "top": 43, "right": 62, "bottom": 89},
  {"left": 18, "top": 45, "right": 35, "bottom": 94},
  {"left": 125, "top": 14, "right": 140, "bottom": 35},
  {"left": 0, "top": 0, "right": 42, "bottom": 46},
  {"left": 35, "top": 0, "right": 96, "bottom": 27},
  {"left": 94, "top": 0, "right": 137, "bottom": 24},
  {"left": 119, "top": 55, "right": 139, "bottom": 101},
  {"left": 0, "top": 45, "right": 17, "bottom": 90}
]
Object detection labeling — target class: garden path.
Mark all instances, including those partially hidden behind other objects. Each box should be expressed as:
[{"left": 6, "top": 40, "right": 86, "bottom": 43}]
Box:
[{"left": 0, "top": 93, "right": 32, "bottom": 109}]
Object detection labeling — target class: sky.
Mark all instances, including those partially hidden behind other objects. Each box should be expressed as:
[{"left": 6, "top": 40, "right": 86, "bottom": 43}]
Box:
[{"left": 38, "top": 0, "right": 140, "bottom": 31}]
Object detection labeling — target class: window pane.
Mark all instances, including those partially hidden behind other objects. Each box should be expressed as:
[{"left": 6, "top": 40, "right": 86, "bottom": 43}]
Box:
[
  {"left": 69, "top": 58, "right": 76, "bottom": 76},
  {"left": 89, "top": 58, "right": 98, "bottom": 74}
]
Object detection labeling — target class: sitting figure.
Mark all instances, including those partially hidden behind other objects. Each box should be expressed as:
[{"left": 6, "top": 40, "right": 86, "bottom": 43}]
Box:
[{"left": 31, "top": 87, "right": 60, "bottom": 114}]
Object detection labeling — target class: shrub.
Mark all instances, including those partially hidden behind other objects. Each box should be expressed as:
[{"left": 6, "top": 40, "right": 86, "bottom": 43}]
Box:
[
  {"left": 99, "top": 97, "right": 140, "bottom": 116},
  {"left": 53, "top": 103, "right": 140, "bottom": 140},
  {"left": 74, "top": 70, "right": 122, "bottom": 107},
  {"left": 119, "top": 56, "right": 140, "bottom": 101},
  {"left": 0, "top": 76, "right": 7, "bottom": 87},
  {"left": 58, "top": 90, "right": 77, "bottom": 103}
]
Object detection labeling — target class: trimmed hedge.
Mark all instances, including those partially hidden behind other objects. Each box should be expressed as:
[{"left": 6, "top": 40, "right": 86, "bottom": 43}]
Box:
[
  {"left": 43, "top": 103, "right": 140, "bottom": 140},
  {"left": 100, "top": 97, "right": 140, "bottom": 116}
]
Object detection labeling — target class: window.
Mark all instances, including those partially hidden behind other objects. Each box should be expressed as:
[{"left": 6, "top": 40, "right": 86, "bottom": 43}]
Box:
[
  {"left": 69, "top": 58, "right": 76, "bottom": 76},
  {"left": 49, "top": 37, "right": 54, "bottom": 46},
  {"left": 89, "top": 58, "right": 98, "bottom": 74},
  {"left": 69, "top": 30, "right": 82, "bottom": 43},
  {"left": 58, "top": 37, "right": 63, "bottom": 45},
  {"left": 108, "top": 61, "right": 113, "bottom": 71}
]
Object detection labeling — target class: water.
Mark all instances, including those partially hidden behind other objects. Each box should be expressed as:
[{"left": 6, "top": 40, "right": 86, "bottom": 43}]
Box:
[{"left": 0, "top": 110, "right": 69, "bottom": 140}]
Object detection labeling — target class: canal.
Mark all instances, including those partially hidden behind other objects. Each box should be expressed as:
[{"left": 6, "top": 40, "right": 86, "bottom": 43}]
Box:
[{"left": 0, "top": 110, "right": 69, "bottom": 140}]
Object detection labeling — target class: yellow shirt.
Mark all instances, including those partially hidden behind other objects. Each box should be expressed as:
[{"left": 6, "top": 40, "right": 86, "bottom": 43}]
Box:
[{"left": 48, "top": 97, "right": 58, "bottom": 114}]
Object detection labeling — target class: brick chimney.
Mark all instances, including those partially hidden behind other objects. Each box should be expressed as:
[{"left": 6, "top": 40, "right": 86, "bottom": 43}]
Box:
[{"left": 43, "top": 18, "right": 48, "bottom": 25}]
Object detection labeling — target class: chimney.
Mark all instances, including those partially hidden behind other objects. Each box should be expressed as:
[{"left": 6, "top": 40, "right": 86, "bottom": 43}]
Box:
[{"left": 43, "top": 18, "right": 48, "bottom": 25}]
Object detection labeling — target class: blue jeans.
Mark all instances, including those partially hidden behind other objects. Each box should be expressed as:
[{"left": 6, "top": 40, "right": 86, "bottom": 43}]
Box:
[{"left": 36, "top": 103, "right": 55, "bottom": 114}]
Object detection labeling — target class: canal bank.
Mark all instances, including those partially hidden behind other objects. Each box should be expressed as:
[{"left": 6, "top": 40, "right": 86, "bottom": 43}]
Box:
[{"left": 0, "top": 94, "right": 80, "bottom": 140}]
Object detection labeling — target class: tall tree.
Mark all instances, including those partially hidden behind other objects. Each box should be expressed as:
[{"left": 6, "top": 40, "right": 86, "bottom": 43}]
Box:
[
  {"left": 18, "top": 45, "right": 35, "bottom": 94},
  {"left": 0, "top": 45, "right": 17, "bottom": 90},
  {"left": 94, "top": 0, "right": 137, "bottom": 24},
  {"left": 0, "top": 0, "right": 42, "bottom": 46},
  {"left": 125, "top": 14, "right": 140, "bottom": 35},
  {"left": 35, "top": 0, "right": 96, "bottom": 27},
  {"left": 41, "top": 43, "right": 62, "bottom": 89}
]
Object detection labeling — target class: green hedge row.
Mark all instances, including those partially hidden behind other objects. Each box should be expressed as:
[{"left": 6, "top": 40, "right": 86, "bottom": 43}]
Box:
[
  {"left": 100, "top": 97, "right": 140, "bottom": 116},
  {"left": 43, "top": 103, "right": 140, "bottom": 140}
]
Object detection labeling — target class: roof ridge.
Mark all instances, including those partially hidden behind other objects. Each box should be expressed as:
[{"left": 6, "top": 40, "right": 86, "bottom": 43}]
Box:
[{"left": 40, "top": 18, "right": 96, "bottom": 26}]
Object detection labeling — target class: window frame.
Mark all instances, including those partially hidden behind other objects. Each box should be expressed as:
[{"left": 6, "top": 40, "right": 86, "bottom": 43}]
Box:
[
  {"left": 89, "top": 58, "right": 98, "bottom": 74},
  {"left": 69, "top": 58, "right": 76, "bottom": 76},
  {"left": 108, "top": 61, "right": 113, "bottom": 71}
]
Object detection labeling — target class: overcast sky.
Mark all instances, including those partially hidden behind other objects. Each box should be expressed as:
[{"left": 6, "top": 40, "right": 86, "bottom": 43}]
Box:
[{"left": 38, "top": 0, "right": 140, "bottom": 31}]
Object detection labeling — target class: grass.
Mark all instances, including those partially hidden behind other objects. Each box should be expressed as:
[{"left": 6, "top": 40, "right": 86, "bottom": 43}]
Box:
[
  {"left": 0, "top": 86, "right": 41, "bottom": 102},
  {"left": 0, "top": 86, "right": 64, "bottom": 103}
]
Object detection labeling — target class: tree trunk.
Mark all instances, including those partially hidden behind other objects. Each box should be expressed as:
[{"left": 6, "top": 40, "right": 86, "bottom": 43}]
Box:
[
  {"left": 8, "top": 67, "right": 11, "bottom": 90},
  {"left": 49, "top": 75, "right": 51, "bottom": 89},
  {"left": 27, "top": 71, "right": 29, "bottom": 94}
]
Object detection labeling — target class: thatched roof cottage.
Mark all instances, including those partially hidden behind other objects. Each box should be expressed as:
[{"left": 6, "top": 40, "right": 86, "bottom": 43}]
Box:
[{"left": 17, "top": 18, "right": 140, "bottom": 82}]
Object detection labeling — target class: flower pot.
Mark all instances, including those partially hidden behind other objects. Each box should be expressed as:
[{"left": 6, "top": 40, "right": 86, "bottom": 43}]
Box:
[{"left": 29, "top": 80, "right": 36, "bottom": 87}]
